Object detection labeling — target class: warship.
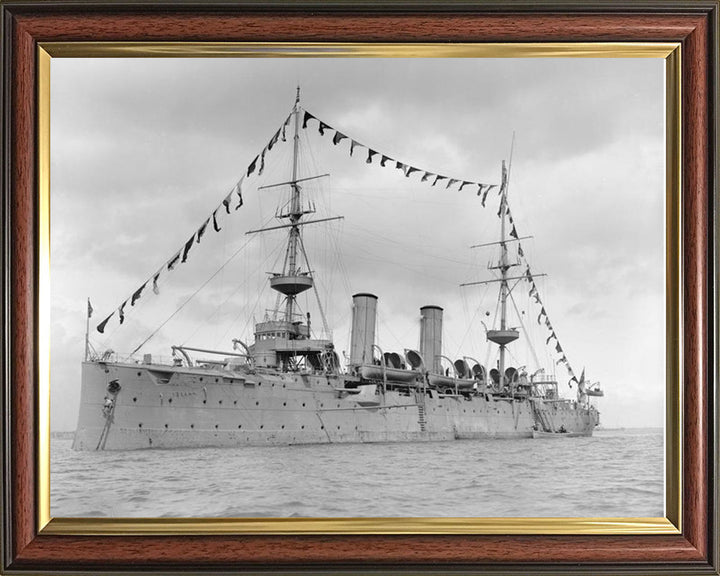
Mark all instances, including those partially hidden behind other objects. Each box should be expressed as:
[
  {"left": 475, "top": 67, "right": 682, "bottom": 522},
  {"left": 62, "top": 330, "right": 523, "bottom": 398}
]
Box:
[{"left": 72, "top": 91, "right": 603, "bottom": 451}]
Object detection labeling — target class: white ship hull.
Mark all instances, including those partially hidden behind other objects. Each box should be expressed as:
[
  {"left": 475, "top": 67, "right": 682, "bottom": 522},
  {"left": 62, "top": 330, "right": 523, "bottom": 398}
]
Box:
[{"left": 72, "top": 361, "right": 599, "bottom": 451}]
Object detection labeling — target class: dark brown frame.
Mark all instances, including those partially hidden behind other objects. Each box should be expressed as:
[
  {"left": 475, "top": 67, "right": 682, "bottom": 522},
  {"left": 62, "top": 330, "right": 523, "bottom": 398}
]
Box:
[{"left": 1, "top": 1, "right": 717, "bottom": 574}]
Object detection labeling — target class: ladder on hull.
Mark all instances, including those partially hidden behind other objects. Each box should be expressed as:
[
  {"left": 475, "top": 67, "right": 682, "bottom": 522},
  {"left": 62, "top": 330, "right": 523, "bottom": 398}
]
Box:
[
  {"left": 531, "top": 400, "right": 555, "bottom": 433},
  {"left": 415, "top": 391, "right": 427, "bottom": 432}
]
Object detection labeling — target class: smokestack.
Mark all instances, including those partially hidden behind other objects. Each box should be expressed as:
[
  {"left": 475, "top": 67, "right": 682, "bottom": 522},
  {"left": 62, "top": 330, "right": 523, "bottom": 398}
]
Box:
[
  {"left": 420, "top": 305, "right": 443, "bottom": 374},
  {"left": 349, "top": 293, "right": 378, "bottom": 366}
]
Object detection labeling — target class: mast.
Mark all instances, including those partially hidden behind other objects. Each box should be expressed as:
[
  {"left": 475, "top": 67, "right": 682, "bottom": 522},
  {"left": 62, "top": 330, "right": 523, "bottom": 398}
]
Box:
[
  {"left": 498, "top": 169, "right": 509, "bottom": 389},
  {"left": 284, "top": 86, "right": 303, "bottom": 323},
  {"left": 242, "top": 87, "right": 345, "bottom": 366},
  {"left": 255, "top": 87, "right": 342, "bottom": 330},
  {"left": 481, "top": 157, "right": 520, "bottom": 393}
]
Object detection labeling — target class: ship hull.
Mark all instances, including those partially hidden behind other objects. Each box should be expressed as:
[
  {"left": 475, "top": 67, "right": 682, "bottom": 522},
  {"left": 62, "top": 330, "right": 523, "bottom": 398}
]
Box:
[{"left": 72, "top": 361, "right": 599, "bottom": 451}]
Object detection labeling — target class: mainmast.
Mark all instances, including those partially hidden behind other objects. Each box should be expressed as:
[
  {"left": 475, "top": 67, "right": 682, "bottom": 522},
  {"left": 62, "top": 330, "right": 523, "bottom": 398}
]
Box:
[
  {"left": 497, "top": 171, "right": 511, "bottom": 387},
  {"left": 487, "top": 160, "right": 519, "bottom": 391},
  {"left": 462, "top": 159, "right": 521, "bottom": 392}
]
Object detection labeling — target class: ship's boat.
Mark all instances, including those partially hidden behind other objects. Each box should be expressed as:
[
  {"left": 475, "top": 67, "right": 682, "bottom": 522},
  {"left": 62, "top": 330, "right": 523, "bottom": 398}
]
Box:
[
  {"left": 72, "top": 90, "right": 603, "bottom": 451},
  {"left": 532, "top": 429, "right": 586, "bottom": 439}
]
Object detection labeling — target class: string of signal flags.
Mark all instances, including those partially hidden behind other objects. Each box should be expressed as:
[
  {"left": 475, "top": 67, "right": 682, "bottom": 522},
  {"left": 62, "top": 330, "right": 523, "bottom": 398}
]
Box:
[
  {"left": 93, "top": 112, "right": 292, "bottom": 334},
  {"left": 92, "top": 104, "right": 525, "bottom": 337},
  {"left": 299, "top": 108, "right": 501, "bottom": 205},
  {"left": 503, "top": 201, "right": 581, "bottom": 389}
]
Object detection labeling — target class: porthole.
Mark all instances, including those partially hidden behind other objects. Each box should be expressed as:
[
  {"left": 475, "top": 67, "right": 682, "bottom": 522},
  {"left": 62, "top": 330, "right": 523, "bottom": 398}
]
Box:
[
  {"left": 203, "top": 400, "right": 207, "bottom": 404},
  {"left": 302, "top": 403, "right": 306, "bottom": 407},
  {"left": 138, "top": 423, "right": 143, "bottom": 428},
  {"left": 260, "top": 425, "right": 264, "bottom": 429},
  {"left": 281, "top": 425, "right": 285, "bottom": 429},
  {"left": 168, "top": 398, "right": 172, "bottom": 404},
  {"left": 301, "top": 425, "right": 305, "bottom": 429},
  {"left": 215, "top": 378, "right": 219, "bottom": 383},
  {"left": 255, "top": 401, "right": 259, "bottom": 406},
  {"left": 133, "top": 397, "right": 137, "bottom": 402},
  {"left": 164, "top": 424, "right": 168, "bottom": 429},
  {"left": 283, "top": 402, "right": 287, "bottom": 406},
  {"left": 233, "top": 400, "right": 237, "bottom": 405},
  {"left": 238, "top": 424, "right": 242, "bottom": 429},
  {"left": 215, "top": 424, "right": 219, "bottom": 429},
  {"left": 190, "top": 424, "right": 194, "bottom": 429},
  {"left": 218, "top": 400, "right": 222, "bottom": 405},
  {"left": 137, "top": 371, "right": 141, "bottom": 377},
  {"left": 199, "top": 377, "right": 203, "bottom": 382}
]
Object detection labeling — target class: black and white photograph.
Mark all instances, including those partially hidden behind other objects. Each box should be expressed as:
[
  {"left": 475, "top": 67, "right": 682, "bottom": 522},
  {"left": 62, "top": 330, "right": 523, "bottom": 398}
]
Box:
[{"left": 49, "top": 56, "right": 665, "bottom": 519}]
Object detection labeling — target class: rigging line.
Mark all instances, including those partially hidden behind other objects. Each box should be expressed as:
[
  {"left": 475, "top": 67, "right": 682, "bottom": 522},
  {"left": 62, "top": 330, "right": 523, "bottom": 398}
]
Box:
[
  {"left": 516, "top": 260, "right": 573, "bottom": 381},
  {"left": 506, "top": 348, "right": 525, "bottom": 370},
  {"left": 506, "top": 131, "right": 516, "bottom": 198},
  {"left": 272, "top": 225, "right": 293, "bottom": 320},
  {"left": 326, "top": 223, "right": 353, "bottom": 299},
  {"left": 110, "top": 111, "right": 293, "bottom": 326},
  {"left": 454, "top": 289, "right": 487, "bottom": 357},
  {"left": 297, "top": 231, "right": 330, "bottom": 337},
  {"left": 180, "top": 238, "right": 286, "bottom": 347},
  {"left": 460, "top": 286, "right": 483, "bottom": 355},
  {"left": 376, "top": 311, "right": 406, "bottom": 351},
  {"left": 226, "top": 278, "right": 271, "bottom": 346},
  {"left": 301, "top": 123, "right": 324, "bottom": 190},
  {"left": 507, "top": 290, "right": 542, "bottom": 369},
  {"left": 127, "top": 214, "right": 276, "bottom": 357},
  {"left": 342, "top": 224, "right": 473, "bottom": 267},
  {"left": 350, "top": 252, "right": 459, "bottom": 286},
  {"left": 484, "top": 286, "right": 502, "bottom": 371}
]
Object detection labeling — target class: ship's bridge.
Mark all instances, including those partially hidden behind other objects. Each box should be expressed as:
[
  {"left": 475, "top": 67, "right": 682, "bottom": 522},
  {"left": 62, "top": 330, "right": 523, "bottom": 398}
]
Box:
[
  {"left": 254, "top": 319, "right": 309, "bottom": 341},
  {"left": 250, "top": 319, "right": 335, "bottom": 370}
]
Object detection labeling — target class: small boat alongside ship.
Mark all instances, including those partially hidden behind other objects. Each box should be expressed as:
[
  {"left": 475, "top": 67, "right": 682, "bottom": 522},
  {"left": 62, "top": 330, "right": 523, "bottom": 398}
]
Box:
[{"left": 72, "top": 91, "right": 603, "bottom": 451}]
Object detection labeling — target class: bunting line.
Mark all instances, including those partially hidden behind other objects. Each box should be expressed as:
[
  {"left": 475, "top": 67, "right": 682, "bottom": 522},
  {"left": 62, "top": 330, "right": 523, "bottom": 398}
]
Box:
[
  {"left": 94, "top": 109, "right": 292, "bottom": 334},
  {"left": 506, "top": 200, "right": 582, "bottom": 389},
  {"left": 300, "top": 107, "right": 498, "bottom": 197}
]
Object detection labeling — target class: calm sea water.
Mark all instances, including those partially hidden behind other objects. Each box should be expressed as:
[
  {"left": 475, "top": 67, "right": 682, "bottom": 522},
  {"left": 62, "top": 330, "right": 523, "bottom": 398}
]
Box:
[{"left": 51, "top": 428, "right": 663, "bottom": 518}]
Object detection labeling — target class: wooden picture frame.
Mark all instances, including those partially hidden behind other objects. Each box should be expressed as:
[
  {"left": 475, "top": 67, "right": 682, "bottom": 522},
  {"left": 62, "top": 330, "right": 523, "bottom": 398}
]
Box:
[{"left": 1, "top": 1, "right": 717, "bottom": 573}]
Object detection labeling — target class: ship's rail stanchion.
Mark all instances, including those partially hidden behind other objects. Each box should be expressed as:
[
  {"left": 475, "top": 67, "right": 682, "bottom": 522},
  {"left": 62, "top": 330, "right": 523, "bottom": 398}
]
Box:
[{"left": 372, "top": 344, "right": 387, "bottom": 397}]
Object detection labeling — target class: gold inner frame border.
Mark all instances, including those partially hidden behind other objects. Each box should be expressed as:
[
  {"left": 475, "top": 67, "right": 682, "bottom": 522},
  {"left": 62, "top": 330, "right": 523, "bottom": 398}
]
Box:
[{"left": 36, "top": 41, "right": 682, "bottom": 536}]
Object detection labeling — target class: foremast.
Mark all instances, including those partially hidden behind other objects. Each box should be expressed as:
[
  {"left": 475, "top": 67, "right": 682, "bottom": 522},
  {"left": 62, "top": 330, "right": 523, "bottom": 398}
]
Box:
[
  {"left": 247, "top": 88, "right": 342, "bottom": 372},
  {"left": 271, "top": 86, "right": 313, "bottom": 323}
]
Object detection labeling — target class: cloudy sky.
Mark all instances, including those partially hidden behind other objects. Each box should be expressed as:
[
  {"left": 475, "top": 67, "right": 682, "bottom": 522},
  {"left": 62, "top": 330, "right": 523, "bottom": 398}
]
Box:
[{"left": 50, "top": 56, "right": 665, "bottom": 431}]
